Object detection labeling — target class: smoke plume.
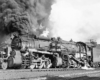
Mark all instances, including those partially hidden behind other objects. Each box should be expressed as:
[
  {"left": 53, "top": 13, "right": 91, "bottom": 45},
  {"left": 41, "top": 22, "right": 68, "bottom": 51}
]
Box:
[
  {"left": 50, "top": 0, "right": 100, "bottom": 43},
  {"left": 0, "top": 0, "right": 53, "bottom": 36}
]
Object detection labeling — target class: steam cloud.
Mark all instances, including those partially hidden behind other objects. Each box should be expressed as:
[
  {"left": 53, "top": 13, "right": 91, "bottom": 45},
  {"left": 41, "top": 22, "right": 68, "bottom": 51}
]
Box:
[
  {"left": 1, "top": 0, "right": 100, "bottom": 44},
  {"left": 50, "top": 0, "right": 100, "bottom": 43},
  {"left": 0, "top": 0, "right": 53, "bottom": 36}
]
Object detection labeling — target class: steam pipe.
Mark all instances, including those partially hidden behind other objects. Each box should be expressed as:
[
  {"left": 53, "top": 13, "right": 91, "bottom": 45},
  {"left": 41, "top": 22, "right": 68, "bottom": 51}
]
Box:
[{"left": 35, "top": 36, "right": 51, "bottom": 41}]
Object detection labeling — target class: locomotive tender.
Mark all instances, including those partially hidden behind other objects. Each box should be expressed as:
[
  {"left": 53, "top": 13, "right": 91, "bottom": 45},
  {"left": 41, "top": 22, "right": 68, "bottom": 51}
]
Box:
[{"left": 0, "top": 33, "right": 99, "bottom": 70}]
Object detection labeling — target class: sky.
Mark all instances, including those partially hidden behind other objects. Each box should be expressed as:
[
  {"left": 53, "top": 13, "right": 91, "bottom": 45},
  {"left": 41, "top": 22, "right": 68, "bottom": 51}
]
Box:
[{"left": 49, "top": 0, "right": 100, "bottom": 43}]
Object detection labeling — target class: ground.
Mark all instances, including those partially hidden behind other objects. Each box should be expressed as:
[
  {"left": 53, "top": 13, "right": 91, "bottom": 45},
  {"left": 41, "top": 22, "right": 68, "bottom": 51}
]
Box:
[{"left": 0, "top": 68, "right": 100, "bottom": 80}]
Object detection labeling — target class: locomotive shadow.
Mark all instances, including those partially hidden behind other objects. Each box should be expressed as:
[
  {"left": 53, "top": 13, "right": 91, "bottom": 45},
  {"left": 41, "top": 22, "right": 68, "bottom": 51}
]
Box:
[{"left": 46, "top": 76, "right": 100, "bottom": 80}]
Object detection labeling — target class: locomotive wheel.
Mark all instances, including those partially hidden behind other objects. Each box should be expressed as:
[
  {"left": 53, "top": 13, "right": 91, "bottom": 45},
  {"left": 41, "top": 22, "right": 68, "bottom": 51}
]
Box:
[
  {"left": 1, "top": 62, "right": 8, "bottom": 70},
  {"left": 52, "top": 57, "right": 57, "bottom": 68},
  {"left": 62, "top": 60, "right": 69, "bottom": 68},
  {"left": 21, "top": 65, "right": 27, "bottom": 69}
]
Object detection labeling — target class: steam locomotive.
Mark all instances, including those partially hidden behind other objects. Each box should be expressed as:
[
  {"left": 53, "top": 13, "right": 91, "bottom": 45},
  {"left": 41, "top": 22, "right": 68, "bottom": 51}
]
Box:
[{"left": 0, "top": 33, "right": 99, "bottom": 70}]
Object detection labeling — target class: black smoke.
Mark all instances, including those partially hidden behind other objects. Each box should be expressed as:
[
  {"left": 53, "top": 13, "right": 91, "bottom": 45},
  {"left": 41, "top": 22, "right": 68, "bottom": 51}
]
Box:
[{"left": 0, "top": 0, "right": 54, "bottom": 35}]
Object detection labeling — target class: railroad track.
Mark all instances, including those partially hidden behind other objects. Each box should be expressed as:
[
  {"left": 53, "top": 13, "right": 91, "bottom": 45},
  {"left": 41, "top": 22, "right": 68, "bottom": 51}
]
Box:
[
  {"left": 0, "top": 68, "right": 78, "bottom": 72},
  {"left": 30, "top": 68, "right": 80, "bottom": 72},
  {"left": 0, "top": 68, "right": 99, "bottom": 80}
]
